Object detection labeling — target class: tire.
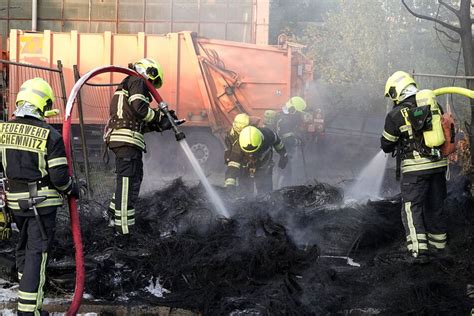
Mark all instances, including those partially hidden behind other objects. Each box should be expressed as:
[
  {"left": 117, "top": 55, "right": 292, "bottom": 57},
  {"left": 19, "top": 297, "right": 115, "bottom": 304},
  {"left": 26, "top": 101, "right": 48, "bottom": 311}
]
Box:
[{"left": 183, "top": 129, "right": 225, "bottom": 174}]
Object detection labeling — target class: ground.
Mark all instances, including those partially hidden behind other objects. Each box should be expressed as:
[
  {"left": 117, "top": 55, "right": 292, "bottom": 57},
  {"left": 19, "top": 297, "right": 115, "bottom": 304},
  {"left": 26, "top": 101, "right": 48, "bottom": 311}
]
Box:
[{"left": 0, "top": 172, "right": 473, "bottom": 315}]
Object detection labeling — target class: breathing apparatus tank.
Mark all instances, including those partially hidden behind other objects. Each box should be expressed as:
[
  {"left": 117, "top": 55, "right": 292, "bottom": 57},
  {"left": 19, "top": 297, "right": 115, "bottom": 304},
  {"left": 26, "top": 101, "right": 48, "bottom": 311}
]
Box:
[{"left": 415, "top": 89, "right": 445, "bottom": 148}]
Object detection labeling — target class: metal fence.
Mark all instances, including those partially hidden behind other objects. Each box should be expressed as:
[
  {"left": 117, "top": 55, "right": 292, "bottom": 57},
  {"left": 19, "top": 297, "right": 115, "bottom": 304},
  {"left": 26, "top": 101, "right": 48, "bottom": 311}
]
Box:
[
  {"left": 72, "top": 65, "right": 119, "bottom": 203},
  {"left": 0, "top": 59, "right": 68, "bottom": 124}
]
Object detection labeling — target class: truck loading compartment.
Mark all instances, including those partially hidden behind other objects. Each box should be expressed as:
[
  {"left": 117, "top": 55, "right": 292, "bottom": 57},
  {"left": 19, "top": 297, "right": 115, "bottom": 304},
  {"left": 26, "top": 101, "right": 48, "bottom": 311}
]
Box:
[{"left": 3, "top": 29, "right": 318, "bottom": 171}]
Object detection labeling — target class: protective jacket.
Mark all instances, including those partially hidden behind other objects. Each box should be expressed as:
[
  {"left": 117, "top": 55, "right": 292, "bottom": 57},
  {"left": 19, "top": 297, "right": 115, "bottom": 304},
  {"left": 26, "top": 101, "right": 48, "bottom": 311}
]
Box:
[
  {"left": 381, "top": 94, "right": 448, "bottom": 258},
  {"left": 381, "top": 95, "right": 447, "bottom": 175},
  {"left": 278, "top": 112, "right": 304, "bottom": 149},
  {"left": 224, "top": 129, "right": 240, "bottom": 165},
  {"left": 225, "top": 127, "right": 286, "bottom": 187},
  {"left": 107, "top": 75, "right": 164, "bottom": 151},
  {"left": 0, "top": 117, "right": 73, "bottom": 216}
]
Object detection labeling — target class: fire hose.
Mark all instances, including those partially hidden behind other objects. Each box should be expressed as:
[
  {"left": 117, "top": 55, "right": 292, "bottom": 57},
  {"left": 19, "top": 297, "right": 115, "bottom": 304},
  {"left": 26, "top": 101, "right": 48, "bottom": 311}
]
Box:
[
  {"left": 63, "top": 65, "right": 184, "bottom": 315},
  {"left": 433, "top": 87, "right": 474, "bottom": 99}
]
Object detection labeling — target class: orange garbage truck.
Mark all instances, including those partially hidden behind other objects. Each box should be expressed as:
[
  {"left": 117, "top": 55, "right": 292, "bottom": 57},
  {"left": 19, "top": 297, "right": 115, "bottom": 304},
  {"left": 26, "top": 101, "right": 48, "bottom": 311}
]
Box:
[{"left": 1, "top": 30, "right": 322, "bottom": 170}]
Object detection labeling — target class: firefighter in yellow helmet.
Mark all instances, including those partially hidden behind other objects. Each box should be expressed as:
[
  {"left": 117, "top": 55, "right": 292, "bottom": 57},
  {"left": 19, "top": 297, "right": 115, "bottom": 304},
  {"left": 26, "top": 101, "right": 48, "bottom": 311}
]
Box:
[
  {"left": 224, "top": 113, "right": 250, "bottom": 185},
  {"left": 277, "top": 96, "right": 307, "bottom": 188},
  {"left": 105, "top": 58, "right": 180, "bottom": 235},
  {"left": 381, "top": 71, "right": 448, "bottom": 263},
  {"left": 263, "top": 110, "right": 278, "bottom": 131},
  {"left": 0, "top": 78, "right": 78, "bottom": 315},
  {"left": 224, "top": 125, "right": 288, "bottom": 195}
]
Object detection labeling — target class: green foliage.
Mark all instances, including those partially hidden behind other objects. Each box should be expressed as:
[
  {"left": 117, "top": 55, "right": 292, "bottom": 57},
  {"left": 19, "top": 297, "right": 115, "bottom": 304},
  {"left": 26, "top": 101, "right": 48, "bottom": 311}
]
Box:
[{"left": 275, "top": 0, "right": 462, "bottom": 113}]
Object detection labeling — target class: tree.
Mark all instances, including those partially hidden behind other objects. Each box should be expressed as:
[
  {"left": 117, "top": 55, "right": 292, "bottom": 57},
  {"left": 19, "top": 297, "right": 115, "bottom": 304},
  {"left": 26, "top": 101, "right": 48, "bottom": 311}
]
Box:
[
  {"left": 295, "top": 0, "right": 456, "bottom": 112},
  {"left": 401, "top": 0, "right": 474, "bottom": 163}
]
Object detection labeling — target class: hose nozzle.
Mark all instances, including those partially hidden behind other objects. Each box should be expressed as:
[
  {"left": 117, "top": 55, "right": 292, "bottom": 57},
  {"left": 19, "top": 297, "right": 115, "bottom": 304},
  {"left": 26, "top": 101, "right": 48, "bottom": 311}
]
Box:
[{"left": 158, "top": 102, "right": 186, "bottom": 141}]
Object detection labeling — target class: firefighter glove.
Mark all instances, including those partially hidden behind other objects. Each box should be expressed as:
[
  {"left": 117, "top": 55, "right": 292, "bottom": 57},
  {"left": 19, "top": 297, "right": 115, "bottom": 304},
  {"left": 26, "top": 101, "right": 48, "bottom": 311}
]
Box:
[
  {"left": 0, "top": 210, "right": 12, "bottom": 240},
  {"left": 278, "top": 153, "right": 289, "bottom": 169},
  {"left": 67, "top": 180, "right": 80, "bottom": 199}
]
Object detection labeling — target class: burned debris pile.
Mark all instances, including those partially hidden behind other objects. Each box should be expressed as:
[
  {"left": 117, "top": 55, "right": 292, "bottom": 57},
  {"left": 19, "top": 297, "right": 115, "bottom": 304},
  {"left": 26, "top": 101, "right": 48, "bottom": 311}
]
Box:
[{"left": 1, "top": 177, "right": 473, "bottom": 315}]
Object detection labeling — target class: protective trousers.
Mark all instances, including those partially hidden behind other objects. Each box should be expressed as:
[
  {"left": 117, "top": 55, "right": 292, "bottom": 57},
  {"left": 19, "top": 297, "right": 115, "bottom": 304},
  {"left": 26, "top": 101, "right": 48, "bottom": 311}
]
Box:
[
  {"left": 400, "top": 171, "right": 447, "bottom": 257},
  {"left": 109, "top": 146, "right": 143, "bottom": 235},
  {"left": 277, "top": 137, "right": 298, "bottom": 188},
  {"left": 13, "top": 209, "right": 56, "bottom": 315},
  {"left": 239, "top": 165, "right": 273, "bottom": 196}
]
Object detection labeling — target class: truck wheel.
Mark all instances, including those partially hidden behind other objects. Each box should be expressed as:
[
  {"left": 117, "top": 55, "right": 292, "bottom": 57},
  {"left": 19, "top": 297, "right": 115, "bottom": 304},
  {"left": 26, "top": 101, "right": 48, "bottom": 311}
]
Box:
[{"left": 185, "top": 130, "right": 224, "bottom": 174}]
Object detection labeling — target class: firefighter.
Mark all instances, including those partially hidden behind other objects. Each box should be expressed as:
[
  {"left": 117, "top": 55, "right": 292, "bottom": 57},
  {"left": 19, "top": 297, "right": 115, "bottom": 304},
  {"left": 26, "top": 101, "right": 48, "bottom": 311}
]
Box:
[
  {"left": 0, "top": 78, "right": 78, "bottom": 315},
  {"left": 225, "top": 125, "right": 288, "bottom": 195},
  {"left": 105, "top": 58, "right": 179, "bottom": 235},
  {"left": 263, "top": 110, "right": 278, "bottom": 131},
  {"left": 277, "top": 96, "right": 307, "bottom": 188},
  {"left": 224, "top": 113, "right": 250, "bottom": 171},
  {"left": 381, "top": 71, "right": 448, "bottom": 262}
]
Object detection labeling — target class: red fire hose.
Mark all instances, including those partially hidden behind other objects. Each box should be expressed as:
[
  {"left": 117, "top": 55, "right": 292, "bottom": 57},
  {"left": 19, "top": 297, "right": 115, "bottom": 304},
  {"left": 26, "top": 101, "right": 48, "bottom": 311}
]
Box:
[{"left": 63, "top": 66, "right": 163, "bottom": 315}]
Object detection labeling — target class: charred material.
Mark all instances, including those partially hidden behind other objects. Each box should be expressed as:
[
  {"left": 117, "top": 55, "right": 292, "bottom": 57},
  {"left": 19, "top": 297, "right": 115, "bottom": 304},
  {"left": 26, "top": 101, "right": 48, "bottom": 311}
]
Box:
[{"left": 0, "top": 176, "right": 473, "bottom": 315}]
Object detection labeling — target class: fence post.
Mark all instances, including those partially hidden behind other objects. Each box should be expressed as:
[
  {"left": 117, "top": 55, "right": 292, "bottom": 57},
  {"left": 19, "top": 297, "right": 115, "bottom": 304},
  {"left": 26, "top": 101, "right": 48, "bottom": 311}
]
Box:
[{"left": 72, "top": 65, "right": 92, "bottom": 199}]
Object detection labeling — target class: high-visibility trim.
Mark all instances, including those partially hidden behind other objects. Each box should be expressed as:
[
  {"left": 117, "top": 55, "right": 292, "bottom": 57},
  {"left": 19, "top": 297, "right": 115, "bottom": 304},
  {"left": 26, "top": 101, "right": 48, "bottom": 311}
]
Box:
[
  {"left": 281, "top": 132, "right": 295, "bottom": 139},
  {"left": 110, "top": 129, "right": 145, "bottom": 141},
  {"left": 18, "top": 302, "right": 36, "bottom": 312},
  {"left": 117, "top": 92, "right": 124, "bottom": 119},
  {"left": 36, "top": 252, "right": 47, "bottom": 311},
  {"left": 19, "top": 291, "right": 38, "bottom": 300},
  {"left": 128, "top": 94, "right": 150, "bottom": 104},
  {"left": 428, "top": 232, "right": 447, "bottom": 249},
  {"left": 406, "top": 234, "right": 427, "bottom": 242},
  {"left": 224, "top": 178, "right": 236, "bottom": 187},
  {"left": 109, "top": 201, "right": 116, "bottom": 210},
  {"left": 115, "top": 208, "right": 135, "bottom": 217},
  {"left": 19, "top": 87, "right": 48, "bottom": 98},
  {"left": 401, "top": 158, "right": 447, "bottom": 173},
  {"left": 274, "top": 140, "right": 285, "bottom": 151},
  {"left": 38, "top": 152, "right": 47, "bottom": 177},
  {"left": 1, "top": 148, "right": 6, "bottom": 174},
  {"left": 6, "top": 189, "right": 60, "bottom": 198},
  {"left": 404, "top": 202, "right": 419, "bottom": 254},
  {"left": 48, "top": 157, "right": 68, "bottom": 168},
  {"left": 407, "top": 243, "right": 428, "bottom": 251},
  {"left": 6, "top": 189, "right": 63, "bottom": 210},
  {"left": 109, "top": 129, "right": 146, "bottom": 149},
  {"left": 228, "top": 161, "right": 241, "bottom": 168},
  {"left": 56, "top": 178, "right": 72, "bottom": 191},
  {"left": 114, "top": 90, "right": 129, "bottom": 97},
  {"left": 428, "top": 233, "right": 447, "bottom": 241},
  {"left": 18, "top": 272, "right": 23, "bottom": 280},
  {"left": 382, "top": 130, "right": 399, "bottom": 142},
  {"left": 143, "top": 108, "right": 155, "bottom": 122},
  {"left": 109, "top": 135, "right": 145, "bottom": 149},
  {"left": 121, "top": 177, "right": 129, "bottom": 235},
  {"left": 428, "top": 240, "right": 446, "bottom": 249},
  {"left": 115, "top": 218, "right": 135, "bottom": 226},
  {"left": 7, "top": 199, "right": 63, "bottom": 210}
]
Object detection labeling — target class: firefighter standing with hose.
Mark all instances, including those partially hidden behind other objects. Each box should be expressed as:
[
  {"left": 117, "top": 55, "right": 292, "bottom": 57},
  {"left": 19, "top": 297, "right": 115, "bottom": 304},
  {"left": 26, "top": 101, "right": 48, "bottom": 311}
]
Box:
[
  {"left": 277, "top": 96, "right": 307, "bottom": 188},
  {"left": 0, "top": 78, "right": 79, "bottom": 316},
  {"left": 105, "top": 58, "right": 182, "bottom": 235},
  {"left": 225, "top": 125, "right": 288, "bottom": 195},
  {"left": 381, "top": 71, "right": 448, "bottom": 263}
]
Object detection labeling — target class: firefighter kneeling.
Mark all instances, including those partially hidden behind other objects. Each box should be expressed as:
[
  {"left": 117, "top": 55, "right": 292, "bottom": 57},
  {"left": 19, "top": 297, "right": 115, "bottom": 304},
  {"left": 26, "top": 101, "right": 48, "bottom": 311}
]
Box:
[
  {"left": 225, "top": 126, "right": 288, "bottom": 195},
  {"left": 0, "top": 78, "right": 79, "bottom": 315},
  {"left": 381, "top": 71, "right": 449, "bottom": 263}
]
